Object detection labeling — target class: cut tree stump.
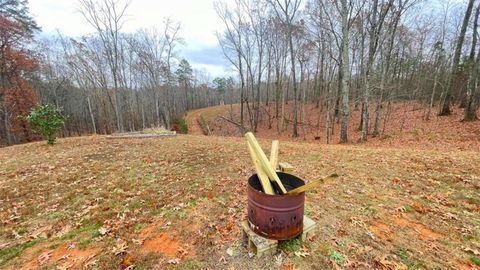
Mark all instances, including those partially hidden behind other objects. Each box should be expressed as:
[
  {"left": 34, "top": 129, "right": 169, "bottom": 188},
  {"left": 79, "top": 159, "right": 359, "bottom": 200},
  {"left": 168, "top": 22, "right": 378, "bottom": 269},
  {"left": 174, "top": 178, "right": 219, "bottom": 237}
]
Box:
[{"left": 242, "top": 216, "right": 317, "bottom": 257}]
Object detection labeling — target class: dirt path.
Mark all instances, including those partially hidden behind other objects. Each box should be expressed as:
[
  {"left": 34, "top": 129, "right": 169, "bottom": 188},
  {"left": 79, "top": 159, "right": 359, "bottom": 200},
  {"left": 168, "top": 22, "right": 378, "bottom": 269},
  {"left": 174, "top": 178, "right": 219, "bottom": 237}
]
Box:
[
  {"left": 185, "top": 108, "right": 205, "bottom": 135},
  {"left": 186, "top": 104, "right": 240, "bottom": 135}
]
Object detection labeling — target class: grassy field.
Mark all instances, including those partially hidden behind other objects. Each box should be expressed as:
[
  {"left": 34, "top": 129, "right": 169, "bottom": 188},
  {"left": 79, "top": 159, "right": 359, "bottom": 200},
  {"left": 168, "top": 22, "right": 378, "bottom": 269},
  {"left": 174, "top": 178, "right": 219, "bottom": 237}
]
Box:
[{"left": 0, "top": 135, "right": 479, "bottom": 269}]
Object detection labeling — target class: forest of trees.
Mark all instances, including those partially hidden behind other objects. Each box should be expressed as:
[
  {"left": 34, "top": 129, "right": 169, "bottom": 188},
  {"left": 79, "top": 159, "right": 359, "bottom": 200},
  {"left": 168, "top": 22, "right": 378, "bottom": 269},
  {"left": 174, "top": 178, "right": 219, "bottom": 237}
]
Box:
[
  {"left": 216, "top": 0, "right": 480, "bottom": 143},
  {"left": 0, "top": 0, "right": 234, "bottom": 145},
  {"left": 0, "top": 0, "right": 479, "bottom": 146}
]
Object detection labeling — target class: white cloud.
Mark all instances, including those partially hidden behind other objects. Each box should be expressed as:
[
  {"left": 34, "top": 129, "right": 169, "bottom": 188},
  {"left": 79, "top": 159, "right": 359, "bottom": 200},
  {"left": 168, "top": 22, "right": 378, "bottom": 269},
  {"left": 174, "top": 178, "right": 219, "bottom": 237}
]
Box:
[{"left": 29, "top": 0, "right": 232, "bottom": 76}]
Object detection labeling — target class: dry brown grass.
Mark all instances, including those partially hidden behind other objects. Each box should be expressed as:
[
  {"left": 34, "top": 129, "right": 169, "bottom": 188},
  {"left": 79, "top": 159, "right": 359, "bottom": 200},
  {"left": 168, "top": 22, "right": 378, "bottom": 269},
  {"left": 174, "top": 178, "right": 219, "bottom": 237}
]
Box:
[{"left": 0, "top": 135, "right": 479, "bottom": 269}]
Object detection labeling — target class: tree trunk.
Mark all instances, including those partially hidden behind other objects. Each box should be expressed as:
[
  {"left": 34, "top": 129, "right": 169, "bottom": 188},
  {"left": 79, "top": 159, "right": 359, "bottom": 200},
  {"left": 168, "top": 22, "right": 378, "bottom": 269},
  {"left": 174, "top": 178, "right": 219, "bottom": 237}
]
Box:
[
  {"left": 288, "top": 34, "right": 298, "bottom": 138},
  {"left": 440, "top": 0, "right": 475, "bottom": 116},
  {"left": 339, "top": 0, "right": 350, "bottom": 144},
  {"left": 86, "top": 95, "right": 97, "bottom": 134},
  {"left": 465, "top": 3, "right": 480, "bottom": 121}
]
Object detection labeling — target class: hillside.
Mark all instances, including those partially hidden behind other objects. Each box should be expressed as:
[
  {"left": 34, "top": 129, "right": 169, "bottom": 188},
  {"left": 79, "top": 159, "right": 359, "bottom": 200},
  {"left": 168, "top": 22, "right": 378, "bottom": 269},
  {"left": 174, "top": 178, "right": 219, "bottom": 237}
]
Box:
[
  {"left": 186, "top": 102, "right": 480, "bottom": 151},
  {"left": 1, "top": 135, "right": 479, "bottom": 269}
]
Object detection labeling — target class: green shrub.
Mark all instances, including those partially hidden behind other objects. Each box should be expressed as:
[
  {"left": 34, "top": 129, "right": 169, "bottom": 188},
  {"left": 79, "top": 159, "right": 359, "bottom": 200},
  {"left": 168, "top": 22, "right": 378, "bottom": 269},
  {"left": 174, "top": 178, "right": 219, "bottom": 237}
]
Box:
[
  {"left": 330, "top": 251, "right": 345, "bottom": 265},
  {"left": 471, "top": 256, "right": 480, "bottom": 266},
  {"left": 279, "top": 238, "right": 301, "bottom": 252},
  {"left": 179, "top": 117, "right": 188, "bottom": 134},
  {"left": 26, "top": 104, "right": 65, "bottom": 145},
  {"left": 411, "top": 128, "right": 420, "bottom": 139}
]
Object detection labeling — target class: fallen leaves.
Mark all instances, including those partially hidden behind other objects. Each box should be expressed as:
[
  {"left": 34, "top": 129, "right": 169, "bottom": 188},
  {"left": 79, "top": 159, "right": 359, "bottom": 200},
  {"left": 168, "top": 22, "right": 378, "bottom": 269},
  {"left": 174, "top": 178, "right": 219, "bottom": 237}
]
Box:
[
  {"left": 120, "top": 255, "right": 135, "bottom": 269},
  {"left": 37, "top": 251, "right": 52, "bottom": 265},
  {"left": 357, "top": 245, "right": 373, "bottom": 255},
  {"left": 374, "top": 255, "right": 408, "bottom": 270},
  {"left": 83, "top": 256, "right": 97, "bottom": 268},
  {"left": 1, "top": 131, "right": 479, "bottom": 269},
  {"left": 25, "top": 243, "right": 101, "bottom": 269},
  {"left": 167, "top": 258, "right": 180, "bottom": 264},
  {"left": 369, "top": 221, "right": 394, "bottom": 242},
  {"left": 54, "top": 224, "right": 72, "bottom": 238},
  {"left": 463, "top": 246, "right": 480, "bottom": 256},
  {"left": 349, "top": 216, "right": 367, "bottom": 229},
  {"left": 294, "top": 250, "right": 310, "bottom": 258},
  {"left": 29, "top": 225, "right": 52, "bottom": 239},
  {"left": 66, "top": 243, "right": 75, "bottom": 250},
  {"left": 218, "top": 256, "right": 227, "bottom": 264},
  {"left": 0, "top": 242, "right": 9, "bottom": 249},
  {"left": 282, "top": 262, "right": 300, "bottom": 270},
  {"left": 177, "top": 246, "right": 189, "bottom": 258},
  {"left": 226, "top": 247, "right": 234, "bottom": 257},
  {"left": 410, "top": 202, "right": 428, "bottom": 214},
  {"left": 56, "top": 262, "right": 74, "bottom": 270},
  {"left": 98, "top": 227, "right": 109, "bottom": 236},
  {"left": 112, "top": 240, "right": 128, "bottom": 255}
]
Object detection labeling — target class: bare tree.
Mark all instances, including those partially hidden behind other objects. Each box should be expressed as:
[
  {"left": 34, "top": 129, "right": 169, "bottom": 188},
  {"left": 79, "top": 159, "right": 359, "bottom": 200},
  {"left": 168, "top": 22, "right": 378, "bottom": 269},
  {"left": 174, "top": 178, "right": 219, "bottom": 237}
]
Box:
[
  {"left": 14, "top": 0, "right": 480, "bottom": 146},
  {"left": 439, "top": 0, "right": 475, "bottom": 116},
  {"left": 78, "top": 0, "right": 130, "bottom": 132},
  {"left": 464, "top": 2, "right": 480, "bottom": 121},
  {"left": 339, "top": 0, "right": 350, "bottom": 143},
  {"left": 269, "top": 0, "right": 302, "bottom": 138}
]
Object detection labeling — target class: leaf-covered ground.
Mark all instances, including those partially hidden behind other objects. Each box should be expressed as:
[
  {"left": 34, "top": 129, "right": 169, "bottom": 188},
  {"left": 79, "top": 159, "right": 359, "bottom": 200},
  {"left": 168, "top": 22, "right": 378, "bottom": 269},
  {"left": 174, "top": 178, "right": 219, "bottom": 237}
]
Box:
[
  {"left": 0, "top": 135, "right": 479, "bottom": 269},
  {"left": 186, "top": 103, "right": 480, "bottom": 151}
]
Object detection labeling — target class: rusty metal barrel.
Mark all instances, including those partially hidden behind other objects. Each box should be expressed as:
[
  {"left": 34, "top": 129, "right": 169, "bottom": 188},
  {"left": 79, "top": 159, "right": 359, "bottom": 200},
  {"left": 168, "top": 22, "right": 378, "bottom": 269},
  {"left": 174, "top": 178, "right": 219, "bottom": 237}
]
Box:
[{"left": 247, "top": 172, "right": 305, "bottom": 240}]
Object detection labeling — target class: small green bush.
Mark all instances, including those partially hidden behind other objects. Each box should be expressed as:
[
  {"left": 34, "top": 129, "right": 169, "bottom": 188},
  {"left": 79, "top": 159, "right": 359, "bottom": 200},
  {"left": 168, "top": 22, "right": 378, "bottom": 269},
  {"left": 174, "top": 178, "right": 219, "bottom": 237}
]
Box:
[
  {"left": 330, "top": 251, "right": 345, "bottom": 265},
  {"left": 26, "top": 104, "right": 65, "bottom": 145},
  {"left": 411, "top": 128, "right": 420, "bottom": 138},
  {"left": 471, "top": 256, "right": 480, "bottom": 266},
  {"left": 279, "top": 238, "right": 302, "bottom": 253},
  {"left": 179, "top": 117, "right": 188, "bottom": 134}
]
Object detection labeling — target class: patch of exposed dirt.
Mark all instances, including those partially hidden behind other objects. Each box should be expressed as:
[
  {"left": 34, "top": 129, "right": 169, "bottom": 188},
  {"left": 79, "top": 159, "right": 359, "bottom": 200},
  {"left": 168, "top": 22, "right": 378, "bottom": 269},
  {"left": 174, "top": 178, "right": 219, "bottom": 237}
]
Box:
[
  {"left": 370, "top": 221, "right": 394, "bottom": 242},
  {"left": 456, "top": 261, "right": 480, "bottom": 270},
  {"left": 136, "top": 223, "right": 194, "bottom": 259},
  {"left": 17, "top": 244, "right": 99, "bottom": 270},
  {"left": 142, "top": 233, "right": 180, "bottom": 257},
  {"left": 137, "top": 223, "right": 158, "bottom": 239},
  {"left": 394, "top": 217, "right": 442, "bottom": 241}
]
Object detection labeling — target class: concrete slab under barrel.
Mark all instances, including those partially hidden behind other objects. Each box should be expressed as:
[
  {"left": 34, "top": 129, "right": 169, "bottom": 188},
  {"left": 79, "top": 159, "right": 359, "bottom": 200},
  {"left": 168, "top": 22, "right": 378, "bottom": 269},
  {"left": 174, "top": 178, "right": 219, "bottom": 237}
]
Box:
[{"left": 242, "top": 216, "right": 317, "bottom": 257}]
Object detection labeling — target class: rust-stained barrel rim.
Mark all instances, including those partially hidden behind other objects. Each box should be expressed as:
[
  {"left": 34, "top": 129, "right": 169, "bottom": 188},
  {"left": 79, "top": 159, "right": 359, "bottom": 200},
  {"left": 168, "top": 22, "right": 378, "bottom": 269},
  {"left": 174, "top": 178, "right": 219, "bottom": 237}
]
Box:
[
  {"left": 248, "top": 172, "right": 305, "bottom": 196},
  {"left": 248, "top": 198, "right": 304, "bottom": 212}
]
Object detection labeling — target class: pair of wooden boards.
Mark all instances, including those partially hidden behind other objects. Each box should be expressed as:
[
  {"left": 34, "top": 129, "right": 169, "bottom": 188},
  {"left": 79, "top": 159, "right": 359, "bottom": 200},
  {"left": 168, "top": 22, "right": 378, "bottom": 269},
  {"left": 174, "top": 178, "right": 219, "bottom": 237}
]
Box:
[
  {"left": 246, "top": 132, "right": 339, "bottom": 195},
  {"left": 246, "top": 132, "right": 285, "bottom": 195}
]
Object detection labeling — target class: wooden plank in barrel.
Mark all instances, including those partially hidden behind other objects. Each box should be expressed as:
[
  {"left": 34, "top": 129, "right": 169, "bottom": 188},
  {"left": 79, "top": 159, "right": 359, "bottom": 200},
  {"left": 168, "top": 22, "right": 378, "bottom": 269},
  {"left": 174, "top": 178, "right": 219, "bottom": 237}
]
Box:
[
  {"left": 269, "top": 140, "right": 279, "bottom": 170},
  {"left": 279, "top": 162, "right": 294, "bottom": 173},
  {"left": 245, "top": 132, "right": 287, "bottom": 194},
  {"left": 247, "top": 141, "right": 274, "bottom": 195},
  {"left": 287, "top": 173, "right": 338, "bottom": 195}
]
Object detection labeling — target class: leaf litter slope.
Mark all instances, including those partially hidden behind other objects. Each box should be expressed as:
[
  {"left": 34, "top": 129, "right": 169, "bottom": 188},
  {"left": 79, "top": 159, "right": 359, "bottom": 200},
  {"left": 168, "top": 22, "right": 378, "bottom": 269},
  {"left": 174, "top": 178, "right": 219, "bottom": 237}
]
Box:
[
  {"left": 186, "top": 102, "right": 480, "bottom": 151},
  {"left": 0, "top": 135, "right": 479, "bottom": 269}
]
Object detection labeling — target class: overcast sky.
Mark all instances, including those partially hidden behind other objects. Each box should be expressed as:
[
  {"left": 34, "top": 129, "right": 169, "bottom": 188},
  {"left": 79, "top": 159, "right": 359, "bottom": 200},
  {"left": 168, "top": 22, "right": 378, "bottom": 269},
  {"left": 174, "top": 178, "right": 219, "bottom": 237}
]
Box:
[{"left": 29, "top": 0, "right": 232, "bottom": 77}]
